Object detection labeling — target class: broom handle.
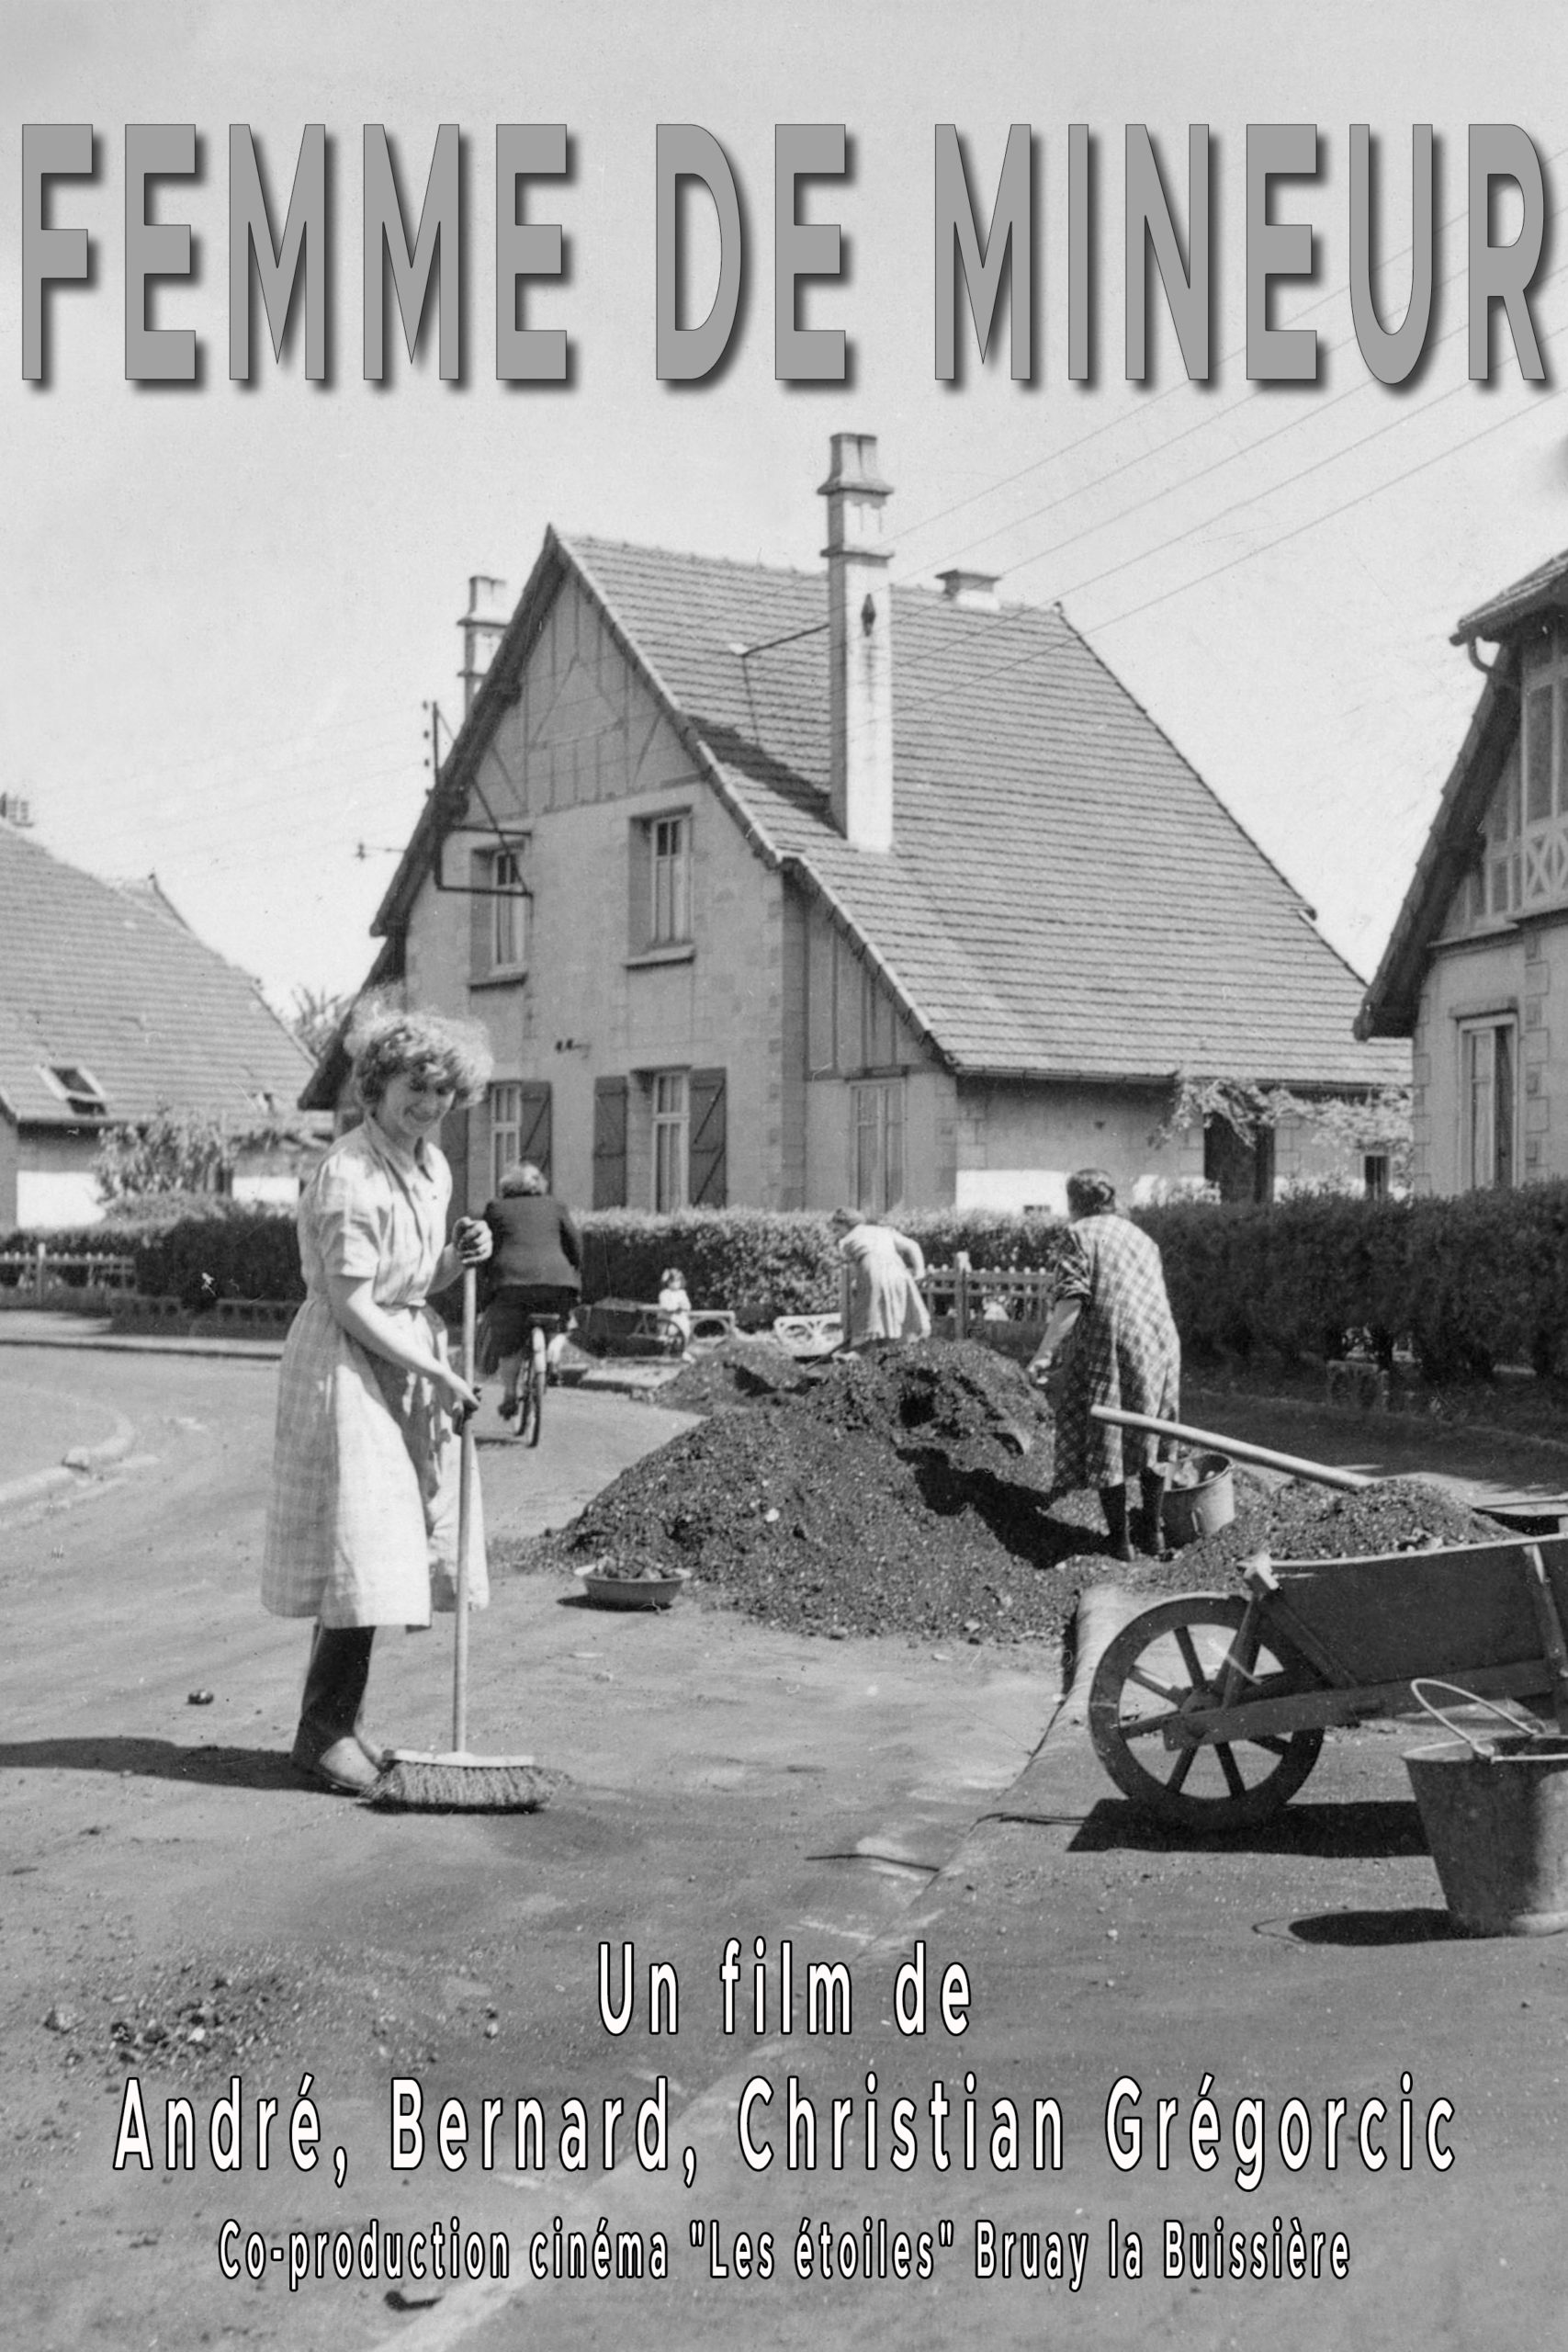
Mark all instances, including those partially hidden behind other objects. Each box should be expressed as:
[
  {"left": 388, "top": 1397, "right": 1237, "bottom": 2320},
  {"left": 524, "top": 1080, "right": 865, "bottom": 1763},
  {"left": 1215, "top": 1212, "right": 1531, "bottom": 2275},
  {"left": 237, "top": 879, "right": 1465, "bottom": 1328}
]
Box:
[{"left": 454, "top": 1261, "right": 477, "bottom": 1754}]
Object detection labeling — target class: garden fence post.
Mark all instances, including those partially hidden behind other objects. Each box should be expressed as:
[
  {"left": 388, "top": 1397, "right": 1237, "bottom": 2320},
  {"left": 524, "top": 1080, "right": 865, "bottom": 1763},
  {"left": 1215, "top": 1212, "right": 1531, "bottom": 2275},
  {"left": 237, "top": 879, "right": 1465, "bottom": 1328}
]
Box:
[
  {"left": 34, "top": 1241, "right": 46, "bottom": 1305},
  {"left": 839, "top": 1261, "right": 852, "bottom": 1343},
  {"left": 955, "top": 1250, "right": 971, "bottom": 1341}
]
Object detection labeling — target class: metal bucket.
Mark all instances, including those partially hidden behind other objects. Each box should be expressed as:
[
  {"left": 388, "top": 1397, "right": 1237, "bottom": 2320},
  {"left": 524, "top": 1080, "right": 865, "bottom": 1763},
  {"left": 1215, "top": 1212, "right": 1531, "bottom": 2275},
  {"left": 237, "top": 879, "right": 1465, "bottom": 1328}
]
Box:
[
  {"left": 1163, "top": 1452, "right": 1235, "bottom": 1547},
  {"left": 1404, "top": 1683, "right": 1568, "bottom": 1936}
]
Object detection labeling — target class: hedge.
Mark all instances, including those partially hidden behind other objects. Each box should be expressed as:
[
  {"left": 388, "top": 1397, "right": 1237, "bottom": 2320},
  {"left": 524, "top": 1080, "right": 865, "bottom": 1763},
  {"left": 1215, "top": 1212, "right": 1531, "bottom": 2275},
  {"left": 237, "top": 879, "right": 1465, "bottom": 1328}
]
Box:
[
  {"left": 1137, "top": 1183, "right": 1568, "bottom": 1383},
  {"left": 12, "top": 1185, "right": 1568, "bottom": 1385}
]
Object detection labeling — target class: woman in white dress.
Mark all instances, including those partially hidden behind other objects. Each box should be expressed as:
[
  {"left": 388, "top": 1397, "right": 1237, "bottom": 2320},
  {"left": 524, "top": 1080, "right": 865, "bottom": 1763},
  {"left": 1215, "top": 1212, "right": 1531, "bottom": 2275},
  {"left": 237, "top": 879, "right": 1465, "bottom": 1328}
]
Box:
[
  {"left": 263, "top": 1004, "right": 493, "bottom": 1793},
  {"left": 830, "top": 1208, "right": 931, "bottom": 1348}
]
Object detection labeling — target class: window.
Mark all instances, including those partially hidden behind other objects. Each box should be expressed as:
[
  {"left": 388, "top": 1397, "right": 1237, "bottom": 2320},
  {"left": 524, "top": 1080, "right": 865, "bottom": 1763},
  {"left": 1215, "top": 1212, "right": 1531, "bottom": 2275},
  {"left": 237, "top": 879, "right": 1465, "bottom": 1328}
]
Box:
[
  {"left": 1461, "top": 1018, "right": 1517, "bottom": 1190},
  {"left": 852, "top": 1080, "right": 905, "bottom": 1215},
  {"left": 469, "top": 842, "right": 528, "bottom": 981},
  {"left": 491, "top": 849, "right": 527, "bottom": 971},
  {"left": 488, "top": 1080, "right": 552, "bottom": 1194},
  {"left": 1363, "top": 1154, "right": 1390, "bottom": 1201},
  {"left": 651, "top": 1070, "right": 688, "bottom": 1211},
  {"left": 39, "top": 1063, "right": 107, "bottom": 1117},
  {"left": 650, "top": 816, "right": 691, "bottom": 945},
  {"left": 490, "top": 1083, "right": 522, "bottom": 1197}
]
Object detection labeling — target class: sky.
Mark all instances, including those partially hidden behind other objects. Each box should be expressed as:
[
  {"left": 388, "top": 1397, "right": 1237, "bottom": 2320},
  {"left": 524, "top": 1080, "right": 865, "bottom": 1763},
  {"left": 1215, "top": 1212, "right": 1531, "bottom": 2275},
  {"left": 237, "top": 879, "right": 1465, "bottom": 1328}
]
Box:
[{"left": 4, "top": 0, "right": 1566, "bottom": 1023}]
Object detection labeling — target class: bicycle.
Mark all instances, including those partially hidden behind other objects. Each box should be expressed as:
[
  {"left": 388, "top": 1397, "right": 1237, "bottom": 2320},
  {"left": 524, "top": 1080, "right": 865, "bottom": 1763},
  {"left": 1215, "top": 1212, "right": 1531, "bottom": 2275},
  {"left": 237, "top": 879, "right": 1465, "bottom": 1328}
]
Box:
[
  {"left": 512, "top": 1311, "right": 566, "bottom": 1447},
  {"left": 514, "top": 1317, "right": 552, "bottom": 1439}
]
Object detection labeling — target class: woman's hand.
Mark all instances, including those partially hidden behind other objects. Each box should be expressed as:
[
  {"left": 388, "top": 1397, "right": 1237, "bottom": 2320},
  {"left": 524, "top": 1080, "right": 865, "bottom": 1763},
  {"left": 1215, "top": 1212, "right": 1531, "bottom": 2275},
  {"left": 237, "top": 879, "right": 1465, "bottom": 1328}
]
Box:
[
  {"left": 436, "top": 1362, "right": 482, "bottom": 1423},
  {"left": 453, "top": 1217, "right": 492, "bottom": 1263}
]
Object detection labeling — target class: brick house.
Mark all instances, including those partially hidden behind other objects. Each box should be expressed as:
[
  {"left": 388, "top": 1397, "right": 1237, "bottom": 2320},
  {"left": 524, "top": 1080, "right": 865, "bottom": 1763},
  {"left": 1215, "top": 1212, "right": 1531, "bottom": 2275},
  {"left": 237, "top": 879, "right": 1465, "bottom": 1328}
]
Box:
[
  {"left": 310, "top": 435, "right": 1405, "bottom": 1216},
  {"left": 1359, "top": 547, "right": 1568, "bottom": 1193},
  {"left": 0, "top": 809, "right": 315, "bottom": 1227}
]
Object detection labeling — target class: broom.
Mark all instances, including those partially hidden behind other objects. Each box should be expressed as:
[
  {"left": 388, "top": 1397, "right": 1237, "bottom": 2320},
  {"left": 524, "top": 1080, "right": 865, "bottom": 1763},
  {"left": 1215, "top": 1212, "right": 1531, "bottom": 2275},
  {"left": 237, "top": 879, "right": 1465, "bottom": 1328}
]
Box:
[{"left": 369, "top": 1261, "right": 560, "bottom": 1811}]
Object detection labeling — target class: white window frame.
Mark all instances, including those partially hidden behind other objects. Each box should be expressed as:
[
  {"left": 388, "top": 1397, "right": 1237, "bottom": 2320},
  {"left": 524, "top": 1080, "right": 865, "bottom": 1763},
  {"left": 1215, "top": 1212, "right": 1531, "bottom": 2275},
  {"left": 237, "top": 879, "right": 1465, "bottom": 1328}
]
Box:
[
  {"left": 490, "top": 848, "right": 528, "bottom": 973},
  {"left": 650, "top": 815, "right": 692, "bottom": 947},
  {"left": 1460, "top": 1016, "right": 1518, "bottom": 1191},
  {"left": 650, "top": 1069, "right": 689, "bottom": 1212},
  {"left": 852, "top": 1079, "right": 906, "bottom": 1216},
  {"left": 490, "top": 1082, "right": 522, "bottom": 1197}
]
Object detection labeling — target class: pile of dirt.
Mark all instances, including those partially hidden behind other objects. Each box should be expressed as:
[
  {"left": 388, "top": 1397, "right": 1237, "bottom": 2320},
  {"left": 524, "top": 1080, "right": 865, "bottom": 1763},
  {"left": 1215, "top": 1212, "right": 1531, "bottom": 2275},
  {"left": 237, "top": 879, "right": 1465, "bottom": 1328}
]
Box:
[
  {"left": 508, "top": 1344, "right": 1511, "bottom": 1648},
  {"left": 515, "top": 1340, "right": 1089, "bottom": 1645},
  {"left": 659, "top": 1333, "right": 807, "bottom": 1412}
]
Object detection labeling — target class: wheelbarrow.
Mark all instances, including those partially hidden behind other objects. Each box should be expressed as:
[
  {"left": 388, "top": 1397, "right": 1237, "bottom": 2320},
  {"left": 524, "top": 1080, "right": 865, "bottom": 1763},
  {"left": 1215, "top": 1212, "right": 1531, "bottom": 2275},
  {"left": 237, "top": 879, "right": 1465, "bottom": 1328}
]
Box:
[{"left": 1088, "top": 1532, "right": 1568, "bottom": 1832}]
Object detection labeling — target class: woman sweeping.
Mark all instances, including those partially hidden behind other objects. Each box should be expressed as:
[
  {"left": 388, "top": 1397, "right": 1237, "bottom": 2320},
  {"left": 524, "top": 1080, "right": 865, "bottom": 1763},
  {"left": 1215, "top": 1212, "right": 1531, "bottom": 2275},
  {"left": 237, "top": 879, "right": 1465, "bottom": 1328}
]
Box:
[
  {"left": 263, "top": 1004, "right": 493, "bottom": 1794},
  {"left": 1029, "top": 1168, "right": 1179, "bottom": 1561}
]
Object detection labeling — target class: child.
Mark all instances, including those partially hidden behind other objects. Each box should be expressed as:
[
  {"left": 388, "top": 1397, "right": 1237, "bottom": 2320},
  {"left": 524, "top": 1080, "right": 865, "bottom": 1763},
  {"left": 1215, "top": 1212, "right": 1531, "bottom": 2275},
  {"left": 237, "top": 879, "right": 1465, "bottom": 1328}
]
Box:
[{"left": 657, "top": 1266, "right": 694, "bottom": 1350}]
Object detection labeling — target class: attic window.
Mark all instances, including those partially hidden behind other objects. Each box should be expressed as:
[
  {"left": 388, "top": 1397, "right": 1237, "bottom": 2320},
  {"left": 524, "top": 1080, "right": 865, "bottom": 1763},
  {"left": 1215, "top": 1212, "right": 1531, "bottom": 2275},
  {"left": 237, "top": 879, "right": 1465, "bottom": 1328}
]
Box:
[{"left": 40, "top": 1063, "right": 107, "bottom": 1117}]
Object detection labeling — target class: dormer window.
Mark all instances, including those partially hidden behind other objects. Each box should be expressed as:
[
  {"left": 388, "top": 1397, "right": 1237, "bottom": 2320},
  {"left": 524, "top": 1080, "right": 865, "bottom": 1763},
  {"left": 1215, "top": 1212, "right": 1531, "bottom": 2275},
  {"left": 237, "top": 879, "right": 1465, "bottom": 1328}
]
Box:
[{"left": 40, "top": 1063, "right": 107, "bottom": 1117}]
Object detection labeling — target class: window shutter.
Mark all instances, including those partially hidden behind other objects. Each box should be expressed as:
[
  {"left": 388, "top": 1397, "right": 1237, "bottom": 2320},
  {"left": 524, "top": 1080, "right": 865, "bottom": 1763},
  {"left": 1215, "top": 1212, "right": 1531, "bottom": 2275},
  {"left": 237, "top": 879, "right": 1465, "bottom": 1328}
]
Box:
[
  {"left": 518, "top": 1081, "right": 553, "bottom": 1184},
  {"left": 687, "top": 1067, "right": 728, "bottom": 1207},
  {"left": 469, "top": 847, "right": 491, "bottom": 980},
  {"left": 592, "top": 1077, "right": 628, "bottom": 1208}
]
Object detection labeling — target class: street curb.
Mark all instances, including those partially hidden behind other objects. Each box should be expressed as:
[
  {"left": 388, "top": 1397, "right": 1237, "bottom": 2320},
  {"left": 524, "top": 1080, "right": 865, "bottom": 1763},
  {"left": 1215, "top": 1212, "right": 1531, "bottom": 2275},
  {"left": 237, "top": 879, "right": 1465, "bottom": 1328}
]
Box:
[
  {"left": 0, "top": 1326, "right": 284, "bottom": 1363},
  {"left": 0, "top": 1413, "right": 137, "bottom": 1513}
]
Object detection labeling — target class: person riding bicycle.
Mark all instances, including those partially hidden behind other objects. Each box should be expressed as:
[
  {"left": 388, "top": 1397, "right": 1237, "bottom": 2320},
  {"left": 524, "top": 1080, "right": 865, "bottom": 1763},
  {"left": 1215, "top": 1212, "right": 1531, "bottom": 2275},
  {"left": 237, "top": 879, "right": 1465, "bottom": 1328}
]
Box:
[{"left": 479, "top": 1161, "right": 581, "bottom": 1429}]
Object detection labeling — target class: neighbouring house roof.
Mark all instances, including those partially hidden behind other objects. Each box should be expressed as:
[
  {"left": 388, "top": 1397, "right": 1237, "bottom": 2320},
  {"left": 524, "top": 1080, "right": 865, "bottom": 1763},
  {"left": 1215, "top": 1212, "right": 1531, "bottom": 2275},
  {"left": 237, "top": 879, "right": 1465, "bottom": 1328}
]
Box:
[
  {"left": 1358, "top": 546, "right": 1568, "bottom": 1040},
  {"left": 1451, "top": 545, "right": 1568, "bottom": 646},
  {"left": 298, "top": 934, "right": 404, "bottom": 1113},
  {"left": 0, "top": 825, "right": 313, "bottom": 1128},
  {"left": 375, "top": 527, "right": 1408, "bottom": 1092}
]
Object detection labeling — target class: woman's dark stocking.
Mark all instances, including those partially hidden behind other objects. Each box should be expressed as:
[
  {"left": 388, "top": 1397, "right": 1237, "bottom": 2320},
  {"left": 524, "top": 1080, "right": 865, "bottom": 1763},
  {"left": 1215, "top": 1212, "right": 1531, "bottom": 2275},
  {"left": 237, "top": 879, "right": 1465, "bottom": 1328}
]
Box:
[
  {"left": 1099, "top": 1482, "right": 1133, "bottom": 1563},
  {"left": 291, "top": 1625, "right": 378, "bottom": 1788},
  {"left": 1137, "top": 1468, "right": 1168, "bottom": 1556}
]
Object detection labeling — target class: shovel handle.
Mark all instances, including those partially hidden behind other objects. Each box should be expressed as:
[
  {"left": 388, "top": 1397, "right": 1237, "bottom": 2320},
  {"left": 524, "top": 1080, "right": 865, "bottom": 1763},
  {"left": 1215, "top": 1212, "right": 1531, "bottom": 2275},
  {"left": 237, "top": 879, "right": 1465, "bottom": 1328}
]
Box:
[{"left": 1090, "top": 1404, "right": 1373, "bottom": 1493}]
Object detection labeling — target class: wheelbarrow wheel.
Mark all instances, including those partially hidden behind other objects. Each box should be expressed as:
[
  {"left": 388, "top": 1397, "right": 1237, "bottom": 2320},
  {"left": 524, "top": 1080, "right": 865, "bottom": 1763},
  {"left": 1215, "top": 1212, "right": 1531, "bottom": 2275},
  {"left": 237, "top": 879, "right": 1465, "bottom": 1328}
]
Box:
[{"left": 1089, "top": 1592, "right": 1324, "bottom": 1832}]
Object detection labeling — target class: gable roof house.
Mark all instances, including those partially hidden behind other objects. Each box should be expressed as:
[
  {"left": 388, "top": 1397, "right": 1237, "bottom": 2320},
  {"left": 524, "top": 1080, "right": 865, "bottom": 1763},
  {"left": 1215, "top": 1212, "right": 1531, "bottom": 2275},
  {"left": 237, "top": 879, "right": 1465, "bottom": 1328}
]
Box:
[
  {"left": 1359, "top": 548, "right": 1568, "bottom": 1194},
  {"left": 312, "top": 435, "right": 1405, "bottom": 1218},
  {"left": 0, "top": 809, "right": 315, "bottom": 1227}
]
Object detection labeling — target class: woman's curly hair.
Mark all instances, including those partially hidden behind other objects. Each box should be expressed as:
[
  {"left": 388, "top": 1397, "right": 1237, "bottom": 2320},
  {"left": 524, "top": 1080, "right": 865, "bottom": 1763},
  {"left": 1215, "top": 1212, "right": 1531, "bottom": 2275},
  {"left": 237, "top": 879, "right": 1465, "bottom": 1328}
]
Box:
[{"left": 346, "top": 993, "right": 493, "bottom": 1112}]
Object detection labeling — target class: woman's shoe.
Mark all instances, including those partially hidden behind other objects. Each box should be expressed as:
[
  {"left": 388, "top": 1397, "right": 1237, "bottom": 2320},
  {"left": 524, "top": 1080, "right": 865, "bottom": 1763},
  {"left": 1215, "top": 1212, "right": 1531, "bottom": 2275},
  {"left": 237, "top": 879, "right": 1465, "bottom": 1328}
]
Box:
[
  {"left": 500, "top": 1392, "right": 518, "bottom": 1421},
  {"left": 293, "top": 1736, "right": 378, "bottom": 1796}
]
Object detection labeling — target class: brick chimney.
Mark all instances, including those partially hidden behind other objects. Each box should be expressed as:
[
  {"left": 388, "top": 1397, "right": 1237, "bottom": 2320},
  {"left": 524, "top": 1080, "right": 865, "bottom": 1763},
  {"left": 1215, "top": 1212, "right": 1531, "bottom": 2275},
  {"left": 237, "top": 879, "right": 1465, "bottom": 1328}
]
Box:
[
  {"left": 459, "top": 574, "right": 509, "bottom": 713},
  {"left": 938, "top": 566, "right": 1001, "bottom": 612},
  {"left": 819, "top": 433, "right": 894, "bottom": 853}
]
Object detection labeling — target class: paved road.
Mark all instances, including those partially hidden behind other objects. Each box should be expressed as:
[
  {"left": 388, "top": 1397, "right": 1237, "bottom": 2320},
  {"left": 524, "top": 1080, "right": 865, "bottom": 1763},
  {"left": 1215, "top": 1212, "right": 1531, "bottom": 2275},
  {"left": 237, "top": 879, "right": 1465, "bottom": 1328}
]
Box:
[
  {"left": 0, "top": 1349, "right": 1055, "bottom": 2352},
  {"left": 0, "top": 1356, "right": 135, "bottom": 1496},
  {"left": 6, "top": 1346, "right": 1568, "bottom": 2349}
]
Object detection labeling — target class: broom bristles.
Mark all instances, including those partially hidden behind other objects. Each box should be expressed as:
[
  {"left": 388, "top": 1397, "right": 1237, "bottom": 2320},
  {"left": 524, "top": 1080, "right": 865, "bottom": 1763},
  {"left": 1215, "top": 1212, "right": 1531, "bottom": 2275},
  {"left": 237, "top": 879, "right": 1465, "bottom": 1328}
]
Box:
[{"left": 367, "top": 1756, "right": 562, "bottom": 1812}]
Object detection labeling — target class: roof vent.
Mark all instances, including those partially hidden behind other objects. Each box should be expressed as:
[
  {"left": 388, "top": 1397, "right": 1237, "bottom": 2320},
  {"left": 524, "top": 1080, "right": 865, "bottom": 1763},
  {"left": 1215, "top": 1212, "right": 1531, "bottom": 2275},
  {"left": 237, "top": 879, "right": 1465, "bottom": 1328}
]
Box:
[
  {"left": 937, "top": 568, "right": 1001, "bottom": 612},
  {"left": 0, "top": 793, "right": 34, "bottom": 827}
]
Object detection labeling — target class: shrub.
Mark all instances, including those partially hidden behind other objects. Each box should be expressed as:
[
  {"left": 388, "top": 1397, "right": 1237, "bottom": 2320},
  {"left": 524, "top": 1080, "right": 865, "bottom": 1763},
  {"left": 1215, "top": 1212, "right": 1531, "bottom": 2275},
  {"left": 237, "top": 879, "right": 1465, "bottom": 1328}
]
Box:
[
  {"left": 127, "top": 1208, "right": 302, "bottom": 1306},
  {"left": 577, "top": 1210, "right": 842, "bottom": 1322},
  {"left": 1136, "top": 1183, "right": 1568, "bottom": 1384}
]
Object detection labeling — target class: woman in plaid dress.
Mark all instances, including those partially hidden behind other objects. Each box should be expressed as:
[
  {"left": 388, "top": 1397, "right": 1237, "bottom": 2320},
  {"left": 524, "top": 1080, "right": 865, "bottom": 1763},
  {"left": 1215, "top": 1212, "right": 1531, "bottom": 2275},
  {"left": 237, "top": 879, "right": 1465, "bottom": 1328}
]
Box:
[
  {"left": 1030, "top": 1170, "right": 1179, "bottom": 1560},
  {"left": 263, "top": 1005, "right": 493, "bottom": 1794}
]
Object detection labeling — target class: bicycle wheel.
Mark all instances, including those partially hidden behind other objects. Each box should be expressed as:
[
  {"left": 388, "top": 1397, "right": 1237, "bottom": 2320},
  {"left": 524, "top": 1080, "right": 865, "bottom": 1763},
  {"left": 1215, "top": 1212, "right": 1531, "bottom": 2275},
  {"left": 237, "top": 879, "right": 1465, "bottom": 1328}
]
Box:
[
  {"left": 520, "top": 1326, "right": 547, "bottom": 1447},
  {"left": 1088, "top": 1593, "right": 1323, "bottom": 1831}
]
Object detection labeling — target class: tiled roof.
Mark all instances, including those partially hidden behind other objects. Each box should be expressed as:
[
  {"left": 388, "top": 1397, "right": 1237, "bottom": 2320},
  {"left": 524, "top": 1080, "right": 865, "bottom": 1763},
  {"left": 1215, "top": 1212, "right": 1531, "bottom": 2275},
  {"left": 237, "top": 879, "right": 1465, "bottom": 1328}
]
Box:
[
  {"left": 0, "top": 825, "right": 312, "bottom": 1126},
  {"left": 1453, "top": 546, "right": 1568, "bottom": 645},
  {"left": 560, "top": 535, "right": 1406, "bottom": 1089}
]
